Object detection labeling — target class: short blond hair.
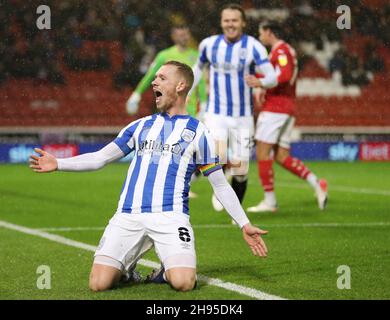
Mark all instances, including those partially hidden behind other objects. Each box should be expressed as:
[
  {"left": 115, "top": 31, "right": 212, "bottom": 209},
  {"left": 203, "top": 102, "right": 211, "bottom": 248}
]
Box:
[{"left": 163, "top": 60, "right": 194, "bottom": 94}]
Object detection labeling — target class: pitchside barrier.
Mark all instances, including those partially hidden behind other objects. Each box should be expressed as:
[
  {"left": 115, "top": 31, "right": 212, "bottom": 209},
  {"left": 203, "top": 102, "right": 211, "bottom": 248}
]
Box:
[{"left": 1, "top": 142, "right": 389, "bottom": 163}]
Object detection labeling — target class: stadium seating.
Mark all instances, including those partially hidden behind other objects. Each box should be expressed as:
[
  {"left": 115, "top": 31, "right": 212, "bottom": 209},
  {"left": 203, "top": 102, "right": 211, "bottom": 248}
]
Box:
[{"left": 0, "top": 39, "right": 389, "bottom": 129}]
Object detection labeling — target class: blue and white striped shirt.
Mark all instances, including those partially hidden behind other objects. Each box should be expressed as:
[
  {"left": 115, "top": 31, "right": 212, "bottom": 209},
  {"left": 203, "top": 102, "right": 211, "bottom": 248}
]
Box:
[
  {"left": 196, "top": 34, "right": 270, "bottom": 117},
  {"left": 113, "top": 112, "right": 221, "bottom": 215}
]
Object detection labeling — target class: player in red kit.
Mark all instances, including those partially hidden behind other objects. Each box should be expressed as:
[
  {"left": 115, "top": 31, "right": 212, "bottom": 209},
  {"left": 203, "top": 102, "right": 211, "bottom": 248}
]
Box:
[{"left": 245, "top": 20, "right": 328, "bottom": 213}]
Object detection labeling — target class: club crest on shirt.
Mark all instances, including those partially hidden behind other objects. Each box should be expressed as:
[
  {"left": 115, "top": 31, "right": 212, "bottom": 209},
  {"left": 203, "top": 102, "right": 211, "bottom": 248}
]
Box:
[
  {"left": 278, "top": 54, "right": 288, "bottom": 67},
  {"left": 181, "top": 129, "right": 196, "bottom": 143}
]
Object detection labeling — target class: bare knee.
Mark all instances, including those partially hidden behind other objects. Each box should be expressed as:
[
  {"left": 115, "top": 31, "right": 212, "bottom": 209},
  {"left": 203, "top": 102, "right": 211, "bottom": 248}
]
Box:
[
  {"left": 89, "top": 278, "right": 112, "bottom": 292},
  {"left": 275, "top": 146, "right": 289, "bottom": 164},
  {"left": 89, "top": 263, "right": 122, "bottom": 292},
  {"left": 275, "top": 152, "right": 285, "bottom": 165},
  {"left": 166, "top": 269, "right": 196, "bottom": 292},
  {"left": 170, "top": 276, "right": 196, "bottom": 292},
  {"left": 256, "top": 142, "right": 274, "bottom": 161}
]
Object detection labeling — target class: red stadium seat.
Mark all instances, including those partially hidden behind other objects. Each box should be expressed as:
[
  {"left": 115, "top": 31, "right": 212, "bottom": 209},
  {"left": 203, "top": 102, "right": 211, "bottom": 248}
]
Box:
[{"left": 0, "top": 37, "right": 388, "bottom": 128}]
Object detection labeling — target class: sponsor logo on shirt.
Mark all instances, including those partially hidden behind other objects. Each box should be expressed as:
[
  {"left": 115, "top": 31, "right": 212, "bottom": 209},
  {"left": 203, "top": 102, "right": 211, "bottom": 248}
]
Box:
[
  {"left": 211, "top": 62, "right": 245, "bottom": 72},
  {"left": 137, "top": 140, "right": 182, "bottom": 156}
]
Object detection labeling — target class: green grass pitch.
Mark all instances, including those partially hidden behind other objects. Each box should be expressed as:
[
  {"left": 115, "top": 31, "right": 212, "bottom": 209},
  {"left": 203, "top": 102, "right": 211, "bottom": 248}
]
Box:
[{"left": 0, "top": 162, "right": 389, "bottom": 299}]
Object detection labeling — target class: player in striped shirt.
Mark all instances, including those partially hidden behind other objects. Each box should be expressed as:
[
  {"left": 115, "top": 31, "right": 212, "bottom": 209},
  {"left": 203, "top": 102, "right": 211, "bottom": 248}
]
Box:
[
  {"left": 190, "top": 3, "right": 278, "bottom": 212},
  {"left": 29, "top": 61, "right": 268, "bottom": 292}
]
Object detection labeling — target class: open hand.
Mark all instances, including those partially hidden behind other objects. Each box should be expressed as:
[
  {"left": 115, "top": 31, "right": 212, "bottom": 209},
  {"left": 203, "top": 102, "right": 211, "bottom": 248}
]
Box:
[
  {"left": 253, "top": 87, "right": 266, "bottom": 107},
  {"left": 245, "top": 75, "right": 262, "bottom": 88},
  {"left": 242, "top": 224, "right": 268, "bottom": 257},
  {"left": 29, "top": 148, "right": 58, "bottom": 173},
  {"left": 126, "top": 93, "right": 141, "bottom": 115}
]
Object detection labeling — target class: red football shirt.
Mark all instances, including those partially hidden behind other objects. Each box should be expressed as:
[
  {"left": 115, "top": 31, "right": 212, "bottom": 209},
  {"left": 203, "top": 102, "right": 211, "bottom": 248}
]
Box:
[{"left": 262, "top": 40, "right": 298, "bottom": 115}]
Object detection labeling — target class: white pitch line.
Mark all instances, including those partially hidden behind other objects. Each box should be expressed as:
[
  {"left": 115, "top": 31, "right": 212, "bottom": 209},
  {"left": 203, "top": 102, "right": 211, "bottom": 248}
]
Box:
[
  {"left": 276, "top": 181, "right": 390, "bottom": 197},
  {"left": 39, "top": 226, "right": 105, "bottom": 232},
  {"left": 37, "top": 221, "right": 390, "bottom": 232},
  {"left": 259, "top": 222, "right": 390, "bottom": 228},
  {"left": 0, "top": 220, "right": 285, "bottom": 300},
  {"left": 195, "top": 222, "right": 390, "bottom": 228}
]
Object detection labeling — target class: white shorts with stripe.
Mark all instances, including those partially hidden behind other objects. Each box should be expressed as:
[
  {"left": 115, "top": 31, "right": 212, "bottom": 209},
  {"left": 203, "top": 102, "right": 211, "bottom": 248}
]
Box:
[
  {"left": 255, "top": 111, "right": 295, "bottom": 149},
  {"left": 203, "top": 112, "right": 254, "bottom": 163},
  {"left": 94, "top": 212, "right": 196, "bottom": 273}
]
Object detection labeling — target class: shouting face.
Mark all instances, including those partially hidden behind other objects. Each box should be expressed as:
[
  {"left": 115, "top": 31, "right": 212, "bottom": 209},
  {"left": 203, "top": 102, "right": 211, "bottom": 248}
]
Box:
[{"left": 152, "top": 65, "right": 183, "bottom": 112}]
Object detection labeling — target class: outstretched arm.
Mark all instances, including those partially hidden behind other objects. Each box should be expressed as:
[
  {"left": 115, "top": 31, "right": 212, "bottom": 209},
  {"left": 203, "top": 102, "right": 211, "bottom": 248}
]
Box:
[
  {"left": 207, "top": 169, "right": 268, "bottom": 257},
  {"left": 29, "top": 142, "right": 124, "bottom": 173}
]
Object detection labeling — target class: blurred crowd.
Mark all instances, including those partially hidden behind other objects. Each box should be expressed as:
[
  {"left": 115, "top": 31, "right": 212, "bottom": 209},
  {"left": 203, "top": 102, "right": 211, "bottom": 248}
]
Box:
[
  {"left": 0, "top": 0, "right": 388, "bottom": 87},
  {"left": 329, "top": 43, "right": 385, "bottom": 86}
]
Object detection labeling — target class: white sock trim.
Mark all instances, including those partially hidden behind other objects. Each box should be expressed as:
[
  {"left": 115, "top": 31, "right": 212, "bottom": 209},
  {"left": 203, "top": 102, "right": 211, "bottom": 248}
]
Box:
[
  {"left": 306, "top": 173, "right": 319, "bottom": 189},
  {"left": 264, "top": 191, "right": 277, "bottom": 206}
]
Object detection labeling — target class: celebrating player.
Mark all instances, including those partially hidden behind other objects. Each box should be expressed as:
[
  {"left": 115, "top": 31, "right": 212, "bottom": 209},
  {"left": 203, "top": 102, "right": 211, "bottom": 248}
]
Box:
[
  {"left": 127, "top": 26, "right": 207, "bottom": 199},
  {"left": 190, "top": 3, "right": 277, "bottom": 212},
  {"left": 246, "top": 20, "right": 328, "bottom": 213},
  {"left": 29, "top": 61, "right": 268, "bottom": 292},
  {"left": 126, "top": 25, "right": 207, "bottom": 117}
]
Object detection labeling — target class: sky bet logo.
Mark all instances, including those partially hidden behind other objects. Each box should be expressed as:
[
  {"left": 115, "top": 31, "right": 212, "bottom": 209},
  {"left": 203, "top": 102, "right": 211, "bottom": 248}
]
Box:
[
  {"left": 137, "top": 140, "right": 181, "bottom": 156},
  {"left": 328, "top": 143, "right": 359, "bottom": 161},
  {"left": 9, "top": 145, "right": 36, "bottom": 163}
]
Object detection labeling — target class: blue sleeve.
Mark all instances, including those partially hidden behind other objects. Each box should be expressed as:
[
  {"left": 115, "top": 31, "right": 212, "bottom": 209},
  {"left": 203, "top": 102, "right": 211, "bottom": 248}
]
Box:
[
  {"left": 253, "top": 40, "right": 270, "bottom": 66},
  {"left": 114, "top": 120, "right": 141, "bottom": 155},
  {"left": 196, "top": 127, "right": 221, "bottom": 176},
  {"left": 198, "top": 39, "right": 209, "bottom": 64}
]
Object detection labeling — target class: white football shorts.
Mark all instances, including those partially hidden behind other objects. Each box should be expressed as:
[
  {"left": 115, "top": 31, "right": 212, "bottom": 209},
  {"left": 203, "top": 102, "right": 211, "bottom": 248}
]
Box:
[
  {"left": 94, "top": 212, "right": 196, "bottom": 272},
  {"left": 255, "top": 111, "right": 295, "bottom": 149},
  {"left": 203, "top": 112, "right": 254, "bottom": 164}
]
